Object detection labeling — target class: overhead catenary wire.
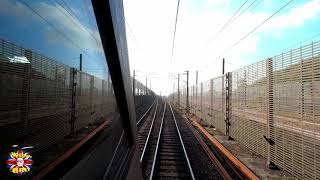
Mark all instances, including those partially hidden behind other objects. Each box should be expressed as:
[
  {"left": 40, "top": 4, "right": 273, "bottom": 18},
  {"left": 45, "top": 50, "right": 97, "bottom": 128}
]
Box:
[
  {"left": 125, "top": 18, "right": 144, "bottom": 52},
  {"left": 228, "top": 0, "right": 262, "bottom": 27},
  {"left": 19, "top": 0, "right": 112, "bottom": 80},
  {"left": 19, "top": 0, "right": 88, "bottom": 55},
  {"left": 170, "top": 0, "right": 181, "bottom": 61},
  {"left": 203, "top": 0, "right": 295, "bottom": 68},
  {"left": 209, "top": 0, "right": 249, "bottom": 43},
  {"left": 198, "top": 0, "right": 263, "bottom": 72},
  {"left": 53, "top": 0, "right": 101, "bottom": 45},
  {"left": 228, "top": 0, "right": 294, "bottom": 52},
  {"left": 249, "top": 0, "right": 263, "bottom": 12},
  {"left": 59, "top": 0, "right": 78, "bottom": 20}
]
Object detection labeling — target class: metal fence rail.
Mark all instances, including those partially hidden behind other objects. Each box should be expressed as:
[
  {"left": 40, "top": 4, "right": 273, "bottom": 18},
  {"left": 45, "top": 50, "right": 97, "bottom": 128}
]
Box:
[
  {"left": 0, "top": 38, "right": 117, "bottom": 152},
  {"left": 171, "top": 40, "right": 320, "bottom": 179}
]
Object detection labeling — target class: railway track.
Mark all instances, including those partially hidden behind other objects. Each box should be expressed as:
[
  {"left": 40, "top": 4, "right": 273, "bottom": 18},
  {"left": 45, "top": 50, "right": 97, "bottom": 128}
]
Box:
[
  {"left": 140, "top": 101, "right": 166, "bottom": 179},
  {"left": 137, "top": 99, "right": 156, "bottom": 126},
  {"left": 138, "top": 99, "right": 240, "bottom": 180},
  {"left": 137, "top": 99, "right": 159, "bottom": 157},
  {"left": 150, "top": 102, "right": 195, "bottom": 179}
]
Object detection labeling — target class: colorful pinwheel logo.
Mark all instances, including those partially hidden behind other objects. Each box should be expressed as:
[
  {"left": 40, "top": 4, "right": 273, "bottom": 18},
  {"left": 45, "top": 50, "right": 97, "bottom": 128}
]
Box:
[{"left": 6, "top": 149, "right": 33, "bottom": 175}]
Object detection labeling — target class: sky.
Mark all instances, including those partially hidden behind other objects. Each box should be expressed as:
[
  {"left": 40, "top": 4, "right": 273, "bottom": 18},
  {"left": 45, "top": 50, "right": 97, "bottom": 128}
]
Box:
[
  {"left": 124, "top": 0, "right": 320, "bottom": 95},
  {"left": 0, "top": 0, "right": 109, "bottom": 80}
]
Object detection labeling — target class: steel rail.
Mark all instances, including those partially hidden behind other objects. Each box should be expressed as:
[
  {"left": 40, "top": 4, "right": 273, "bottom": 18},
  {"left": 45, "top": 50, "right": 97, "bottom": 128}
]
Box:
[
  {"left": 168, "top": 101, "right": 196, "bottom": 180},
  {"left": 140, "top": 100, "right": 159, "bottom": 162},
  {"left": 191, "top": 118, "right": 259, "bottom": 180},
  {"left": 180, "top": 113, "right": 232, "bottom": 179},
  {"left": 149, "top": 102, "right": 166, "bottom": 180},
  {"left": 137, "top": 98, "right": 156, "bottom": 126}
]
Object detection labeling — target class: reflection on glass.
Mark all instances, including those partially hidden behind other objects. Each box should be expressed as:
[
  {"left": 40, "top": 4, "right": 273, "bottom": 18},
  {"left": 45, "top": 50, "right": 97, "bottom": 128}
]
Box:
[
  {"left": 0, "top": 0, "right": 107, "bottom": 79},
  {"left": 0, "top": 1, "right": 128, "bottom": 178}
]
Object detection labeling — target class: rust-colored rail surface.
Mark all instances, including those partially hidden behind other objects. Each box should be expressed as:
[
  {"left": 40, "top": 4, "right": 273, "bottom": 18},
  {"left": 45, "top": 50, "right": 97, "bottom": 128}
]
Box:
[{"left": 191, "top": 118, "right": 259, "bottom": 180}]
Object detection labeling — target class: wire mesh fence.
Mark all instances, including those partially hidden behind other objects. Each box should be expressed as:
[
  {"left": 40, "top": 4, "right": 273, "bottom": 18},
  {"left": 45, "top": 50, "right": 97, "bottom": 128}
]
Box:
[
  {"left": 230, "top": 59, "right": 269, "bottom": 158},
  {"left": 211, "top": 76, "right": 226, "bottom": 133},
  {"left": 0, "top": 38, "right": 118, "bottom": 152},
  {"left": 171, "top": 40, "right": 320, "bottom": 179},
  {"left": 132, "top": 77, "right": 155, "bottom": 108}
]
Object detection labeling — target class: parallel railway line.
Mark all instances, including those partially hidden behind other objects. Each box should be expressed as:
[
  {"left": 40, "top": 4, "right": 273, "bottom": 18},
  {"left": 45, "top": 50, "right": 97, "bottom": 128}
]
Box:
[
  {"left": 136, "top": 99, "right": 245, "bottom": 179},
  {"left": 150, "top": 102, "right": 195, "bottom": 179}
]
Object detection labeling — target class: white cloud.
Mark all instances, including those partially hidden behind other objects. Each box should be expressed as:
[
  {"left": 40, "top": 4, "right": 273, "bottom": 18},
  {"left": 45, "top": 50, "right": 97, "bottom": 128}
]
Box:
[
  {"left": 0, "top": 0, "right": 103, "bottom": 55},
  {"left": 264, "top": 0, "right": 320, "bottom": 30},
  {"left": 0, "top": 0, "right": 107, "bottom": 78},
  {"left": 207, "top": 0, "right": 230, "bottom": 7},
  {"left": 124, "top": 0, "right": 320, "bottom": 95},
  {"left": 35, "top": 2, "right": 103, "bottom": 54}
]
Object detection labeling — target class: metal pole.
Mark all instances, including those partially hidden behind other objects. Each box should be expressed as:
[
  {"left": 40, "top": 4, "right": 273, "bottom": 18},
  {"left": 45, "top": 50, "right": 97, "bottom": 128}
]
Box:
[
  {"left": 80, "top": 53, "right": 83, "bottom": 71},
  {"left": 146, "top": 77, "right": 148, "bottom": 95},
  {"left": 200, "top": 82, "right": 203, "bottom": 119},
  {"left": 222, "top": 58, "right": 225, "bottom": 75},
  {"left": 210, "top": 79, "right": 213, "bottom": 127},
  {"left": 225, "top": 72, "right": 231, "bottom": 138},
  {"left": 172, "top": 82, "right": 175, "bottom": 102},
  {"left": 186, "top": 70, "right": 189, "bottom": 114},
  {"left": 196, "top": 71, "right": 198, "bottom": 115},
  {"left": 79, "top": 54, "right": 82, "bottom": 95},
  {"left": 266, "top": 58, "right": 274, "bottom": 167},
  {"left": 178, "top": 73, "right": 180, "bottom": 106},
  {"left": 133, "top": 70, "right": 135, "bottom": 97}
]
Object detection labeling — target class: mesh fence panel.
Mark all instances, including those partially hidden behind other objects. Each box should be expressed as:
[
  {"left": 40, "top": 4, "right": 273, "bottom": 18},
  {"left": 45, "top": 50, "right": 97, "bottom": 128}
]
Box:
[
  {"left": 0, "top": 38, "right": 118, "bottom": 152},
  {"left": 0, "top": 39, "right": 73, "bottom": 151},
  {"left": 75, "top": 72, "right": 93, "bottom": 131},
  {"left": 195, "top": 83, "right": 201, "bottom": 118},
  {"left": 180, "top": 84, "right": 187, "bottom": 109},
  {"left": 270, "top": 41, "right": 320, "bottom": 179},
  {"left": 28, "top": 52, "right": 72, "bottom": 151},
  {"left": 202, "top": 80, "right": 211, "bottom": 126},
  {"left": 170, "top": 40, "right": 320, "bottom": 179},
  {"left": 212, "top": 76, "right": 226, "bottom": 133},
  {"left": 0, "top": 41, "right": 28, "bottom": 145},
  {"left": 93, "top": 76, "right": 103, "bottom": 122},
  {"left": 230, "top": 60, "right": 268, "bottom": 158},
  {"left": 190, "top": 85, "right": 196, "bottom": 114}
]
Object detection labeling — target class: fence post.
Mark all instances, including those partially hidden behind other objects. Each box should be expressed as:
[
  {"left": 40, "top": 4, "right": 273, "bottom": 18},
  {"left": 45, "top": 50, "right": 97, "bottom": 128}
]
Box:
[
  {"left": 102, "top": 79, "right": 105, "bottom": 114},
  {"left": 191, "top": 86, "right": 193, "bottom": 114},
  {"left": 244, "top": 70, "right": 247, "bottom": 107},
  {"left": 90, "top": 76, "right": 94, "bottom": 111},
  {"left": 70, "top": 68, "right": 77, "bottom": 134},
  {"left": 225, "top": 72, "right": 232, "bottom": 138},
  {"left": 186, "top": 70, "right": 189, "bottom": 114},
  {"left": 107, "top": 74, "right": 111, "bottom": 110},
  {"left": 133, "top": 70, "right": 135, "bottom": 98},
  {"left": 172, "top": 83, "right": 175, "bottom": 102},
  {"left": 178, "top": 73, "right": 180, "bottom": 107},
  {"left": 79, "top": 55, "right": 82, "bottom": 96},
  {"left": 196, "top": 71, "right": 198, "bottom": 116},
  {"left": 210, "top": 79, "right": 213, "bottom": 127},
  {"left": 55, "top": 64, "right": 58, "bottom": 105},
  {"left": 266, "top": 58, "right": 274, "bottom": 166},
  {"left": 200, "top": 82, "right": 203, "bottom": 120}
]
